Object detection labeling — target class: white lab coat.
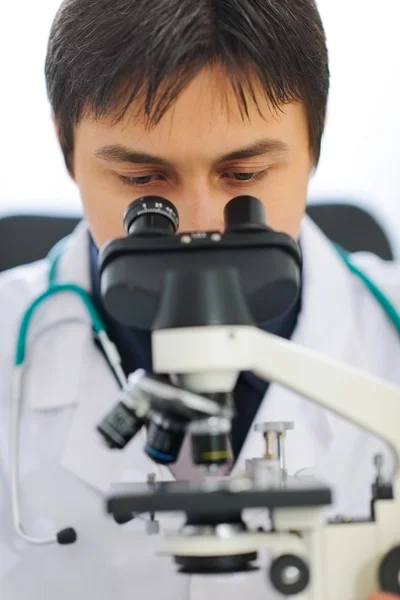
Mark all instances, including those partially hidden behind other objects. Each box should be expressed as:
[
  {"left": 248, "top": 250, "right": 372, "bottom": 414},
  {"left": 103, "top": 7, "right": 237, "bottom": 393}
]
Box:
[{"left": 0, "top": 216, "right": 399, "bottom": 600}]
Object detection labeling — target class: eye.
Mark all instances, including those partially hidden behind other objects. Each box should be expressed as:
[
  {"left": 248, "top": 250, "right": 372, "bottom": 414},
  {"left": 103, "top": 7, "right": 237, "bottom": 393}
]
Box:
[
  {"left": 119, "top": 174, "right": 162, "bottom": 186},
  {"left": 228, "top": 173, "right": 256, "bottom": 181},
  {"left": 222, "top": 170, "right": 269, "bottom": 183}
]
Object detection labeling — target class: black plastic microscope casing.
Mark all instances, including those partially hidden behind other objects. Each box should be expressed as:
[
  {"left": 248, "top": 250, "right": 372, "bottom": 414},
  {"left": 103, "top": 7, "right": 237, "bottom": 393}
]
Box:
[{"left": 99, "top": 195, "right": 302, "bottom": 332}]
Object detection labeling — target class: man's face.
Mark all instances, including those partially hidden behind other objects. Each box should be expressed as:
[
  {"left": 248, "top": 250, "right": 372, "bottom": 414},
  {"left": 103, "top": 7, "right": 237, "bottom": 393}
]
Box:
[{"left": 72, "top": 67, "right": 314, "bottom": 248}]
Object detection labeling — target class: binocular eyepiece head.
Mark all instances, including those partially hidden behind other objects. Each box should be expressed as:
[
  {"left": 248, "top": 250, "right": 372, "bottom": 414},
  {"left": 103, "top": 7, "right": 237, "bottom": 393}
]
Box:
[{"left": 123, "top": 195, "right": 268, "bottom": 237}]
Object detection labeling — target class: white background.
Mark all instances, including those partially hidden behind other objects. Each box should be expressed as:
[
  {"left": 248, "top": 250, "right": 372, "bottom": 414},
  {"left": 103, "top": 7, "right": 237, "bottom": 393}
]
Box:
[{"left": 0, "top": 0, "right": 399, "bottom": 253}]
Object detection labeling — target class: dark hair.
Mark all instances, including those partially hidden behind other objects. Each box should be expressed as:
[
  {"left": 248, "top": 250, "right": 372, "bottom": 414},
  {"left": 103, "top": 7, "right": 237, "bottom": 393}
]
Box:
[{"left": 45, "top": 0, "right": 329, "bottom": 172}]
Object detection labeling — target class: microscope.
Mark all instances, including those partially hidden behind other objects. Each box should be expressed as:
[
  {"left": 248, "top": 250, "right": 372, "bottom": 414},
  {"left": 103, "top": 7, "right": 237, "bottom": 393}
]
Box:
[{"left": 96, "top": 195, "right": 400, "bottom": 599}]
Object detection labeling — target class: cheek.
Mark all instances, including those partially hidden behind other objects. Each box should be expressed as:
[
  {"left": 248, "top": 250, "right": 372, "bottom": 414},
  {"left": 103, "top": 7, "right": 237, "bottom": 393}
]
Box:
[
  {"left": 74, "top": 160, "right": 128, "bottom": 247},
  {"left": 258, "top": 164, "right": 310, "bottom": 240}
]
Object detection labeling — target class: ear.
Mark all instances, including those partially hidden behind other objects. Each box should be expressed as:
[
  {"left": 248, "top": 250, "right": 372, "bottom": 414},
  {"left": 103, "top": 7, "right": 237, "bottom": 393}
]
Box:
[{"left": 52, "top": 112, "right": 61, "bottom": 143}]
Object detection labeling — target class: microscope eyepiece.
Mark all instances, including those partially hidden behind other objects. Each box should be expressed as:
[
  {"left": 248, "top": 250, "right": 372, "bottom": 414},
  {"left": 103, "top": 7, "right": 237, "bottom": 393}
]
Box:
[
  {"left": 124, "top": 196, "right": 179, "bottom": 236},
  {"left": 224, "top": 195, "right": 267, "bottom": 233}
]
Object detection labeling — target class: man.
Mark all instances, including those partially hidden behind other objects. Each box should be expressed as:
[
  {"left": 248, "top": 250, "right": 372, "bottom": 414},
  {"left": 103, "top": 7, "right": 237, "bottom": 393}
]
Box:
[{"left": 0, "top": 0, "right": 399, "bottom": 598}]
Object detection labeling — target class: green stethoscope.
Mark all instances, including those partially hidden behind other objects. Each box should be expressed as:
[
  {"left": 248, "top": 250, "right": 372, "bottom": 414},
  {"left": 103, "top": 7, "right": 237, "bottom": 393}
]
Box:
[
  {"left": 335, "top": 245, "right": 400, "bottom": 334},
  {"left": 11, "top": 238, "right": 126, "bottom": 547},
  {"left": 10, "top": 237, "right": 400, "bottom": 547}
]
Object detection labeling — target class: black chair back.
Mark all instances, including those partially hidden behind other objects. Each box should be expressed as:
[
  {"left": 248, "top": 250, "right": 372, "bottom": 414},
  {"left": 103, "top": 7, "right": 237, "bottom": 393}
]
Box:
[
  {"left": 307, "top": 203, "right": 393, "bottom": 261},
  {"left": 0, "top": 214, "right": 81, "bottom": 272}
]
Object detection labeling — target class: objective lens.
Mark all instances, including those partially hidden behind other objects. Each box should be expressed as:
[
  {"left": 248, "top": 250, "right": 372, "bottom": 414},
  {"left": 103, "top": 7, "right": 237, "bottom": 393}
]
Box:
[
  {"left": 190, "top": 416, "right": 232, "bottom": 468},
  {"left": 145, "top": 413, "right": 187, "bottom": 465},
  {"left": 124, "top": 196, "right": 179, "bottom": 236},
  {"left": 97, "top": 402, "right": 146, "bottom": 449},
  {"left": 191, "top": 432, "right": 231, "bottom": 467}
]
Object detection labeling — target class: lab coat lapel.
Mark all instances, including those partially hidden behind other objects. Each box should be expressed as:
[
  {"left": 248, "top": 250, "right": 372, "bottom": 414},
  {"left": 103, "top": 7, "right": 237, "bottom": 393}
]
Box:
[
  {"left": 232, "top": 216, "right": 364, "bottom": 480},
  {"left": 25, "top": 222, "right": 93, "bottom": 411}
]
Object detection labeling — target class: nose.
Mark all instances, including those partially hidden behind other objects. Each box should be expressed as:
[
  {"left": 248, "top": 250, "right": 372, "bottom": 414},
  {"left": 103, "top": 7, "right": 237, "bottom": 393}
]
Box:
[{"left": 176, "top": 186, "right": 226, "bottom": 233}]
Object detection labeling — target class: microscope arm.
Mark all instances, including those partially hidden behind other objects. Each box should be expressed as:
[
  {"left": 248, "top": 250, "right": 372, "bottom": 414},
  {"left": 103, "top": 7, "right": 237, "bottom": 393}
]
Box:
[{"left": 152, "top": 324, "right": 400, "bottom": 473}]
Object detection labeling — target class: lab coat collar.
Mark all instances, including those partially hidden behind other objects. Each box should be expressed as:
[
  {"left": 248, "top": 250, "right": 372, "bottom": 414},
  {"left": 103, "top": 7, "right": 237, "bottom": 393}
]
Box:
[
  {"left": 294, "top": 215, "right": 360, "bottom": 359},
  {"left": 50, "top": 219, "right": 92, "bottom": 291}
]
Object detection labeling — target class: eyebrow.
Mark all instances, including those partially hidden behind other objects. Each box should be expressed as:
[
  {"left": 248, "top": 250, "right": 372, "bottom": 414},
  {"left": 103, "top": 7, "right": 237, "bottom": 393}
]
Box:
[
  {"left": 215, "top": 138, "right": 290, "bottom": 162},
  {"left": 94, "top": 138, "right": 290, "bottom": 168}
]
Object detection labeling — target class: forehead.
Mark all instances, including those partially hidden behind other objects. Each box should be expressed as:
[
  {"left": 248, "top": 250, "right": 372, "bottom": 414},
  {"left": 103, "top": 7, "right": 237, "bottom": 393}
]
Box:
[{"left": 76, "top": 67, "right": 309, "bottom": 158}]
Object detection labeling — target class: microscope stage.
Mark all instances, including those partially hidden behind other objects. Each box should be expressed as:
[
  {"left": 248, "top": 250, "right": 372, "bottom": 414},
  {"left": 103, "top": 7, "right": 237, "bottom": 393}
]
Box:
[{"left": 107, "top": 476, "right": 332, "bottom": 518}]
